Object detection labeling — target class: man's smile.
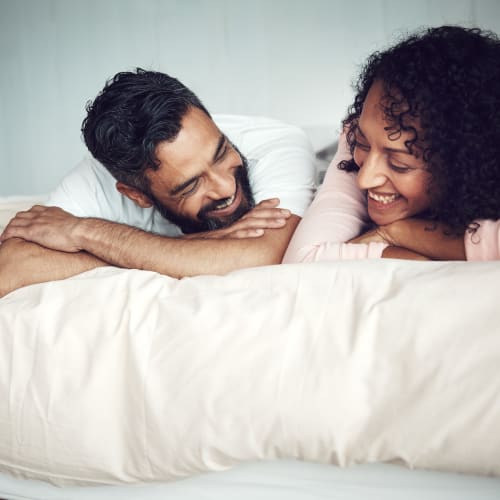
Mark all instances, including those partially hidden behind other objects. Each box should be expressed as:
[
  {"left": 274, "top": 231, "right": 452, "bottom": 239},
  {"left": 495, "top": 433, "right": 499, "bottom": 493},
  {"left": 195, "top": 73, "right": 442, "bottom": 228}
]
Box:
[
  {"left": 204, "top": 184, "right": 242, "bottom": 218},
  {"left": 213, "top": 193, "right": 236, "bottom": 210}
]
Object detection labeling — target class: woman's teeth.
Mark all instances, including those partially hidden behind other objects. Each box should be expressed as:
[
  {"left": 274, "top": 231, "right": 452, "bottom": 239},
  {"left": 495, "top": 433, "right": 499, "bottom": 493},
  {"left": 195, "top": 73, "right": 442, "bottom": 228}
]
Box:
[
  {"left": 214, "top": 194, "right": 235, "bottom": 210},
  {"left": 368, "top": 192, "right": 400, "bottom": 205}
]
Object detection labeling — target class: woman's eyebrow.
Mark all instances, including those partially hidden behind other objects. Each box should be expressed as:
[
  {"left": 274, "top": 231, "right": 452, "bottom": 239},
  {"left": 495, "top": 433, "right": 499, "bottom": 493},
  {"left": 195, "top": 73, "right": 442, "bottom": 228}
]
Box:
[
  {"left": 358, "top": 124, "right": 413, "bottom": 155},
  {"left": 384, "top": 146, "right": 414, "bottom": 155},
  {"left": 356, "top": 124, "right": 367, "bottom": 139}
]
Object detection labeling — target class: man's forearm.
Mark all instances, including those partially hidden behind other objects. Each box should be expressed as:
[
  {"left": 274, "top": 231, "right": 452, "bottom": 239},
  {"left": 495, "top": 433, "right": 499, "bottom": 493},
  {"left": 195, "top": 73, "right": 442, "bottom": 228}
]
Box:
[
  {"left": 74, "top": 216, "right": 300, "bottom": 278},
  {"left": 0, "top": 238, "right": 107, "bottom": 298}
]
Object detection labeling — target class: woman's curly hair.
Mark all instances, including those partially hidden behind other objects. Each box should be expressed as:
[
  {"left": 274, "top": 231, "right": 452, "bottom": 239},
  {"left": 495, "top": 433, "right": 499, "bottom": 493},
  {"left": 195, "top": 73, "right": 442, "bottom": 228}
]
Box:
[{"left": 339, "top": 25, "right": 500, "bottom": 234}]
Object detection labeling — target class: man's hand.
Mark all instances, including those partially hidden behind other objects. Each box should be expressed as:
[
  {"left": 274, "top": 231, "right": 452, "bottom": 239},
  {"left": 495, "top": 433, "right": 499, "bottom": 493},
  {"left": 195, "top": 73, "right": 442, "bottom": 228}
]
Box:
[
  {"left": 0, "top": 205, "right": 84, "bottom": 252},
  {"left": 182, "top": 198, "right": 291, "bottom": 240}
]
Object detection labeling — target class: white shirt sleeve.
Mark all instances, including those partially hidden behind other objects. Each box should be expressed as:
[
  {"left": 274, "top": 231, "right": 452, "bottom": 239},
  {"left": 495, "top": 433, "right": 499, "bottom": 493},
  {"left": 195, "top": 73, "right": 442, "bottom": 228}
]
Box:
[
  {"left": 47, "top": 157, "right": 113, "bottom": 218},
  {"left": 214, "top": 115, "right": 316, "bottom": 216},
  {"left": 47, "top": 156, "right": 180, "bottom": 236}
]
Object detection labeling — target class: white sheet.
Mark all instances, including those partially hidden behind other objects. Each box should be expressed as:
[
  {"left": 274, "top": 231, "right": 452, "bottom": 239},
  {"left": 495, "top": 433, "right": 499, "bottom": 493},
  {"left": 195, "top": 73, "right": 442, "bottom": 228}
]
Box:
[
  {"left": 1, "top": 259, "right": 500, "bottom": 486},
  {"left": 2, "top": 461, "right": 500, "bottom": 500}
]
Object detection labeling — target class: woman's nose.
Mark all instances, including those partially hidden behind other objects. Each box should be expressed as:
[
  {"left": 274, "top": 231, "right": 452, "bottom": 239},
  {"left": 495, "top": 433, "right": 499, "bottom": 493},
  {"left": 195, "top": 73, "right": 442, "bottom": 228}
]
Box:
[{"left": 356, "top": 152, "right": 387, "bottom": 190}]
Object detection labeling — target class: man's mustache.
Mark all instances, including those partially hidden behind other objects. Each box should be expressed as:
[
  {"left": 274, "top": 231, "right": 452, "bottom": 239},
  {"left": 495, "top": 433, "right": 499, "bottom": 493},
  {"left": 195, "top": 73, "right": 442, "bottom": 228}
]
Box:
[
  {"left": 199, "top": 192, "right": 236, "bottom": 215},
  {"left": 197, "top": 165, "right": 244, "bottom": 219}
]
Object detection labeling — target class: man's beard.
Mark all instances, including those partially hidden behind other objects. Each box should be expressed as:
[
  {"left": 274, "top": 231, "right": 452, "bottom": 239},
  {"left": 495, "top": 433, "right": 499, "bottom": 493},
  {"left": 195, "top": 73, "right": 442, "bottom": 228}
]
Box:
[{"left": 149, "top": 152, "right": 255, "bottom": 234}]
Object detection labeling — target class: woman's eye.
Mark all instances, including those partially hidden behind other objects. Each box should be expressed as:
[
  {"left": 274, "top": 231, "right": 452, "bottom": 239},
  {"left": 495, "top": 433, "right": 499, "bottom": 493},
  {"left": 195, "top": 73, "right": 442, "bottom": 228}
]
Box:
[
  {"left": 390, "top": 164, "right": 411, "bottom": 174},
  {"left": 353, "top": 139, "right": 370, "bottom": 152}
]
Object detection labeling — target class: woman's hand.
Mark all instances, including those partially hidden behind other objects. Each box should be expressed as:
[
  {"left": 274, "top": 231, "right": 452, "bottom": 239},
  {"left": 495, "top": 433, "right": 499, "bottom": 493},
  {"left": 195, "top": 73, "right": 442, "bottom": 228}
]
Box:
[{"left": 348, "top": 227, "right": 394, "bottom": 245}]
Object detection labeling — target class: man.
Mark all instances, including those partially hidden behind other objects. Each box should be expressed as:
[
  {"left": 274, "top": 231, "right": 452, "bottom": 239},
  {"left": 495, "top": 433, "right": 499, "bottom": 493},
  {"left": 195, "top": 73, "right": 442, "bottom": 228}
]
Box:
[{"left": 0, "top": 69, "right": 315, "bottom": 296}]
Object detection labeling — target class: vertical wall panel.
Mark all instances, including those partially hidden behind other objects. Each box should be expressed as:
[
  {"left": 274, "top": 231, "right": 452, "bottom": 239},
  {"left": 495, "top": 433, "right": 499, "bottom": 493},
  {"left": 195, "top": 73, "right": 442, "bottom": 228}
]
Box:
[{"left": 1, "top": 0, "right": 499, "bottom": 195}]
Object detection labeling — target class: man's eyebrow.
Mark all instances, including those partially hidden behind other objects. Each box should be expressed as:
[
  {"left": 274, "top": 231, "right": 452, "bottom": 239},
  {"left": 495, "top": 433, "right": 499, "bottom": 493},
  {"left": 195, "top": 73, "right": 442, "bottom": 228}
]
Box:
[
  {"left": 169, "top": 135, "right": 227, "bottom": 196},
  {"left": 357, "top": 124, "right": 413, "bottom": 155},
  {"left": 170, "top": 175, "right": 199, "bottom": 196}
]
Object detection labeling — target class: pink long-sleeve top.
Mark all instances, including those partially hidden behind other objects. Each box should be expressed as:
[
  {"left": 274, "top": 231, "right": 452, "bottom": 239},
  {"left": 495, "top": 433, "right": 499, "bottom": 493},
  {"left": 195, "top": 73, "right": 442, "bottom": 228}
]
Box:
[{"left": 283, "top": 133, "right": 500, "bottom": 263}]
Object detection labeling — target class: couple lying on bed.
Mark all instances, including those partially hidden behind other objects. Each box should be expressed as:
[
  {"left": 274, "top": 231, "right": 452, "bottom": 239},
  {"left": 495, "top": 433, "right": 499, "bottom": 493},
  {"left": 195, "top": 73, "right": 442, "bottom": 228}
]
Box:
[{"left": 1, "top": 25, "right": 500, "bottom": 298}]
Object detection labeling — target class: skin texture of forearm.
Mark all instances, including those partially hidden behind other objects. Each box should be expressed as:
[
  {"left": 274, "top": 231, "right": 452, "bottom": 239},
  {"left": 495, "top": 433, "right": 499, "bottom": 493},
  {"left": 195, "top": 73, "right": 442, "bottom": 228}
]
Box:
[
  {"left": 381, "top": 246, "right": 430, "bottom": 260},
  {"left": 74, "top": 215, "right": 301, "bottom": 278},
  {"left": 381, "top": 219, "right": 466, "bottom": 260},
  {"left": 0, "top": 238, "right": 107, "bottom": 298}
]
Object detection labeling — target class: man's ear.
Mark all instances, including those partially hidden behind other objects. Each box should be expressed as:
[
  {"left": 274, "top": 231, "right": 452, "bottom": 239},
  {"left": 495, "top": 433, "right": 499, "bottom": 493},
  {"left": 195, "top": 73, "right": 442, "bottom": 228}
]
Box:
[{"left": 116, "top": 182, "right": 153, "bottom": 208}]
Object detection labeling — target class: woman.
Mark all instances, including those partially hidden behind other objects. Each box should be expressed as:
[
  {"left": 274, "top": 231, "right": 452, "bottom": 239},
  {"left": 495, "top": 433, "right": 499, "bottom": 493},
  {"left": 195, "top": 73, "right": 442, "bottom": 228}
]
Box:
[{"left": 283, "top": 25, "right": 500, "bottom": 263}]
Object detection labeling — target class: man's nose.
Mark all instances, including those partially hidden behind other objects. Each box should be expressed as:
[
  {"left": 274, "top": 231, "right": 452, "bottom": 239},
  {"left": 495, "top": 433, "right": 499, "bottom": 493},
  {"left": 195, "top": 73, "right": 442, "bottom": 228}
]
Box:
[
  {"left": 206, "top": 169, "right": 235, "bottom": 199},
  {"left": 356, "top": 152, "right": 387, "bottom": 190}
]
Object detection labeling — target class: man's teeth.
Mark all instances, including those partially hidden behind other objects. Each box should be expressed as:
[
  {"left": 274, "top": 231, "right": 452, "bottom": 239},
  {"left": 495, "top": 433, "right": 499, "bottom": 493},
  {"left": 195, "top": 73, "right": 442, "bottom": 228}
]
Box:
[
  {"left": 368, "top": 192, "right": 400, "bottom": 204},
  {"left": 214, "top": 194, "right": 235, "bottom": 210}
]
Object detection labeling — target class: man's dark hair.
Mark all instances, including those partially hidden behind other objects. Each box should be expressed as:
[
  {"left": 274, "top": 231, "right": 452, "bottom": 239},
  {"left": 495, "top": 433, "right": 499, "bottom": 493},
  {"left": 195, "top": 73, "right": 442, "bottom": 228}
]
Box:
[
  {"left": 339, "top": 25, "right": 500, "bottom": 234},
  {"left": 82, "top": 68, "right": 210, "bottom": 192}
]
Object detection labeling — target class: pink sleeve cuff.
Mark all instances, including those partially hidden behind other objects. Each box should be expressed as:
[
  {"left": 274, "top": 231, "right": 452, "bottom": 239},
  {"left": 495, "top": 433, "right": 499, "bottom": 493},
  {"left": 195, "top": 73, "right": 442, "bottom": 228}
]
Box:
[
  {"left": 293, "top": 241, "right": 388, "bottom": 262},
  {"left": 339, "top": 242, "right": 389, "bottom": 260},
  {"left": 464, "top": 220, "right": 500, "bottom": 261}
]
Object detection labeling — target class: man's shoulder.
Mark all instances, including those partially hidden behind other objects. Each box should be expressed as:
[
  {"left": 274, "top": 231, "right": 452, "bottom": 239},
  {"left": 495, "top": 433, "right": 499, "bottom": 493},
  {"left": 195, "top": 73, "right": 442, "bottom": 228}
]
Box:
[
  {"left": 66, "top": 155, "right": 115, "bottom": 184},
  {"left": 49, "top": 155, "right": 113, "bottom": 192},
  {"left": 213, "top": 114, "right": 303, "bottom": 136},
  {"left": 48, "top": 156, "right": 182, "bottom": 237},
  {"left": 213, "top": 114, "right": 311, "bottom": 163},
  {"left": 47, "top": 156, "right": 119, "bottom": 217}
]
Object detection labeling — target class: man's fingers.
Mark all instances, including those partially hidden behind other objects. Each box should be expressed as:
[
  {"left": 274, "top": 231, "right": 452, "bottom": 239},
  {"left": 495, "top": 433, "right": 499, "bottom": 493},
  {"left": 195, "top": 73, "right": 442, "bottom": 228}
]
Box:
[
  {"left": 255, "top": 198, "right": 280, "bottom": 208},
  {"left": 30, "top": 204, "right": 49, "bottom": 212},
  {"left": 13, "top": 205, "right": 47, "bottom": 217},
  {"left": 231, "top": 216, "right": 288, "bottom": 231},
  {"left": 0, "top": 224, "right": 27, "bottom": 241},
  {"left": 8, "top": 211, "right": 36, "bottom": 221},
  {"left": 226, "top": 228, "right": 265, "bottom": 239},
  {"left": 241, "top": 208, "right": 291, "bottom": 221}
]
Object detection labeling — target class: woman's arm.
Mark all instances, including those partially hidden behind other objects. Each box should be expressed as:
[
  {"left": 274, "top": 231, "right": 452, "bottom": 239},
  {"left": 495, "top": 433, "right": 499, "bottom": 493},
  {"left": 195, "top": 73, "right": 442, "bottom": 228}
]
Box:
[
  {"left": 373, "top": 219, "right": 465, "bottom": 260},
  {"left": 283, "top": 132, "right": 380, "bottom": 263}
]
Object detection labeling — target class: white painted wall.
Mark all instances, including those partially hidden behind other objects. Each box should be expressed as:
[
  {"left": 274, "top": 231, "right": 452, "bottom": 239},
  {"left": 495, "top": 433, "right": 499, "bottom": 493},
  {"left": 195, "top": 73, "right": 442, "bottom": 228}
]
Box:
[{"left": 1, "top": 0, "right": 499, "bottom": 195}]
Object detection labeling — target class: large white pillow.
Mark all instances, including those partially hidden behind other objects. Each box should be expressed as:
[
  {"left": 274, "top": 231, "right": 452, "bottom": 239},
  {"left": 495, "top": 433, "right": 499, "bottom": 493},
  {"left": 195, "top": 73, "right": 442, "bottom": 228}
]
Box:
[{"left": 0, "top": 259, "right": 499, "bottom": 486}]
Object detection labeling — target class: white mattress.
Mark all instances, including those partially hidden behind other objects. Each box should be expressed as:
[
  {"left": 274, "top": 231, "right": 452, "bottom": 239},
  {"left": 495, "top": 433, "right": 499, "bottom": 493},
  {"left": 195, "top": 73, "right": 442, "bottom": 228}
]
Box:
[{"left": 1, "top": 460, "right": 500, "bottom": 500}]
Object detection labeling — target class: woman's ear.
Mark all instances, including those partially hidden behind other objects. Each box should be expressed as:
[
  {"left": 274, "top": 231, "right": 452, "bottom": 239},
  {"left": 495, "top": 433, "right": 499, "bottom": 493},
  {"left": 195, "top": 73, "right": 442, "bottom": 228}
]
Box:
[{"left": 115, "top": 182, "right": 153, "bottom": 208}]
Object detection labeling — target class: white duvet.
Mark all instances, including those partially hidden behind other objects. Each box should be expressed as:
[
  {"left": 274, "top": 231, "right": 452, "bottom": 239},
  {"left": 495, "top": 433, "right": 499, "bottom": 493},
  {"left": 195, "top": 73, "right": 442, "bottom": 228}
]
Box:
[{"left": 0, "top": 257, "right": 499, "bottom": 486}]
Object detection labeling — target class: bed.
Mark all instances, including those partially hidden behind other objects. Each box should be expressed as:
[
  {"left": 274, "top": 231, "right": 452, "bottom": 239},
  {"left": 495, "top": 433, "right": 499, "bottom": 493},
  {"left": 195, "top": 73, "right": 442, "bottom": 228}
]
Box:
[{"left": 1, "top": 196, "right": 500, "bottom": 500}]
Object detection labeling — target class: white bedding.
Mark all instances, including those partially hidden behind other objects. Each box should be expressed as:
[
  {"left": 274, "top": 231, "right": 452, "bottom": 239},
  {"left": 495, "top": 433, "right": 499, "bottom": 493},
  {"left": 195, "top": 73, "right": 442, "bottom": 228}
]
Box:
[
  {"left": 1, "top": 258, "right": 500, "bottom": 486},
  {"left": 1, "top": 196, "right": 500, "bottom": 496},
  {"left": 2, "top": 461, "right": 500, "bottom": 500}
]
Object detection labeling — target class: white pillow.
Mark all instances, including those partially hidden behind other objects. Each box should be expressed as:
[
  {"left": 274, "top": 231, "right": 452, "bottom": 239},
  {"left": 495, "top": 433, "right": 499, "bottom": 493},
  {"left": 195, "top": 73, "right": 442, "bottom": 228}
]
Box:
[{"left": 0, "top": 260, "right": 499, "bottom": 485}]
